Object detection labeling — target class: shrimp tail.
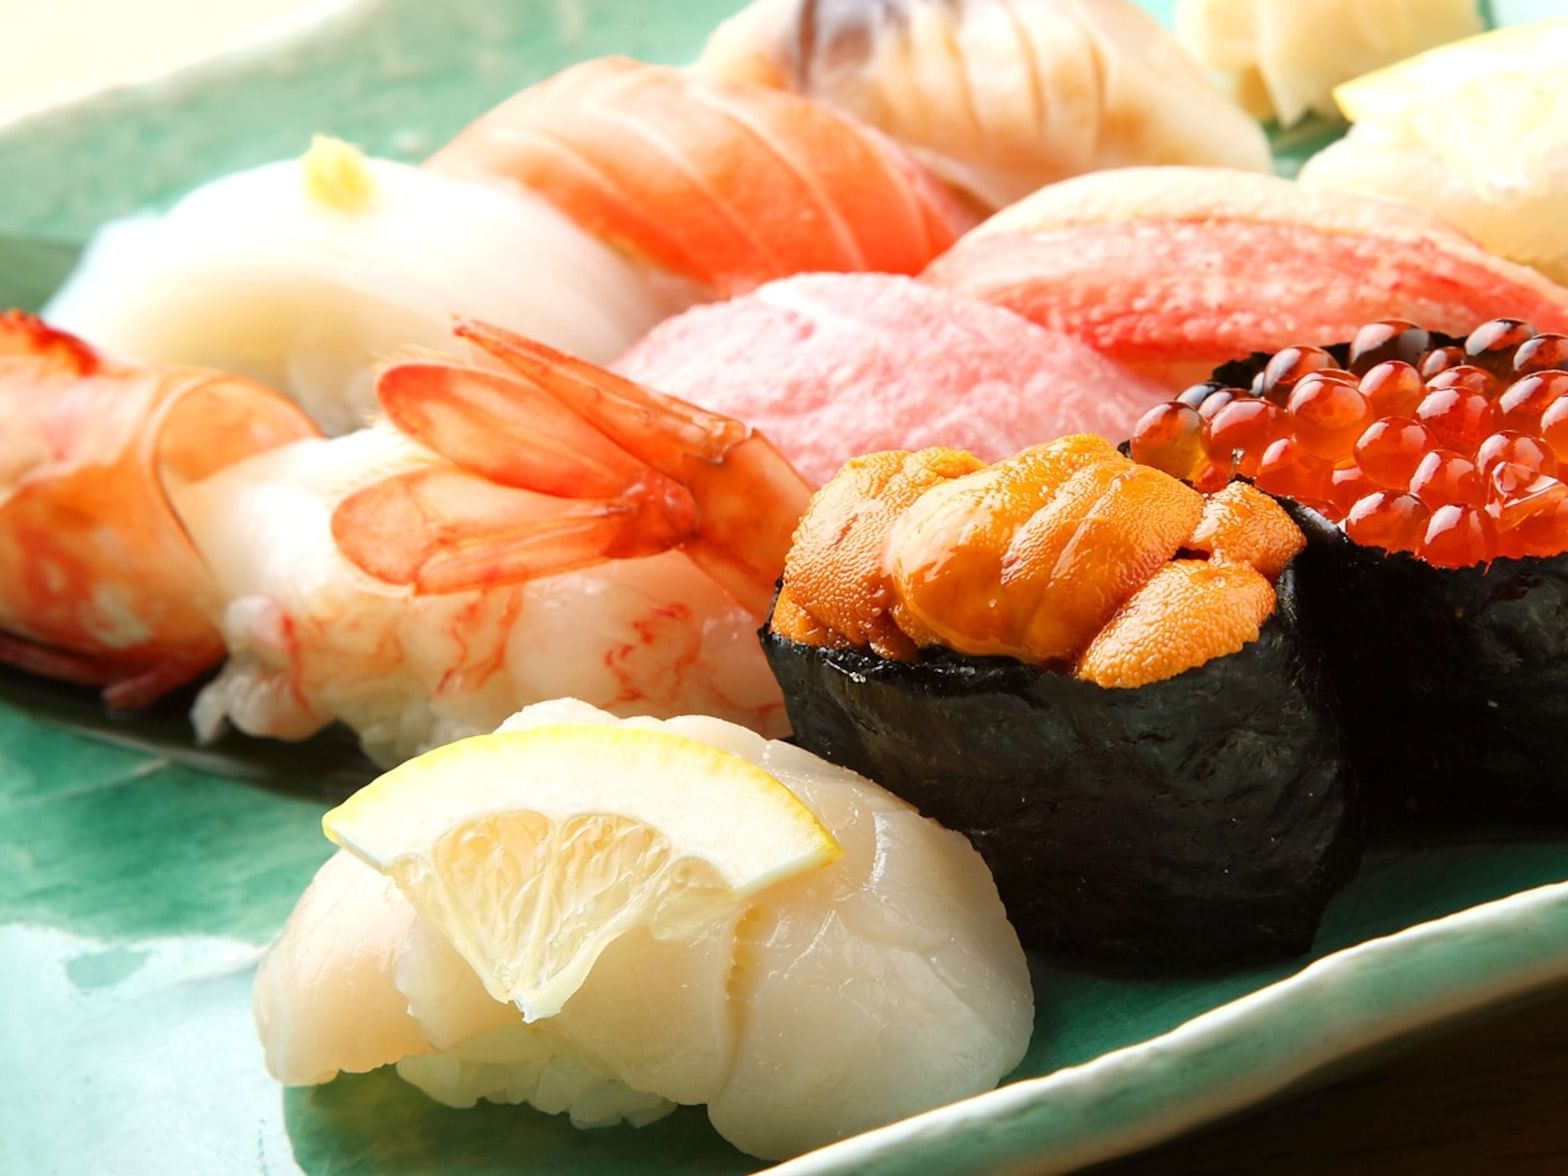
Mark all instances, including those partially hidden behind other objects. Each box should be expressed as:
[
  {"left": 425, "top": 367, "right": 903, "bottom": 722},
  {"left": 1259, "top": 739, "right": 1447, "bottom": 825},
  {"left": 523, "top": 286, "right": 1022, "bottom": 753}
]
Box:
[
  {"left": 0, "top": 627, "right": 214, "bottom": 710},
  {"left": 332, "top": 324, "right": 810, "bottom": 616},
  {"left": 460, "top": 321, "right": 811, "bottom": 615}
]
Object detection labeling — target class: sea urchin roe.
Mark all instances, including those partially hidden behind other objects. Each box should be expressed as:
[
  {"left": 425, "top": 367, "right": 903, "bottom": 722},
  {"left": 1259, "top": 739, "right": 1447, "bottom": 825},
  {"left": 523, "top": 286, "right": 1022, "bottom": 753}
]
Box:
[
  {"left": 1186, "top": 482, "right": 1304, "bottom": 580},
  {"left": 771, "top": 436, "right": 1304, "bottom": 690},
  {"left": 887, "top": 437, "right": 1202, "bottom": 663},
  {"left": 779, "top": 447, "right": 984, "bottom": 659},
  {"left": 1077, "top": 561, "right": 1275, "bottom": 690}
]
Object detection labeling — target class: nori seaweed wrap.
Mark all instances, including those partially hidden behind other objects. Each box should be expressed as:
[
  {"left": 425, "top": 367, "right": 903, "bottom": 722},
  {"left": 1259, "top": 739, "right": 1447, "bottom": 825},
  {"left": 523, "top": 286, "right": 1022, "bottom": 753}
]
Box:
[
  {"left": 1131, "top": 318, "right": 1568, "bottom": 824},
  {"left": 764, "top": 437, "right": 1356, "bottom": 964},
  {"left": 1286, "top": 508, "right": 1568, "bottom": 823}
]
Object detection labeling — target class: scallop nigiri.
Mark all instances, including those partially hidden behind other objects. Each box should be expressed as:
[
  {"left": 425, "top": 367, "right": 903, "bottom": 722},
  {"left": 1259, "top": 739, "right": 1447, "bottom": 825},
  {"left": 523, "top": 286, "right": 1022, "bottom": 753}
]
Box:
[
  {"left": 0, "top": 312, "right": 315, "bottom": 706},
  {"left": 426, "top": 57, "right": 972, "bottom": 296},
  {"left": 174, "top": 321, "right": 807, "bottom": 763},
  {"left": 254, "top": 698, "right": 1033, "bottom": 1160},
  {"left": 46, "top": 138, "right": 684, "bottom": 436},
  {"left": 614, "top": 274, "right": 1171, "bottom": 485},
  {"left": 924, "top": 165, "right": 1568, "bottom": 388},
  {"left": 695, "top": 0, "right": 1272, "bottom": 211}
]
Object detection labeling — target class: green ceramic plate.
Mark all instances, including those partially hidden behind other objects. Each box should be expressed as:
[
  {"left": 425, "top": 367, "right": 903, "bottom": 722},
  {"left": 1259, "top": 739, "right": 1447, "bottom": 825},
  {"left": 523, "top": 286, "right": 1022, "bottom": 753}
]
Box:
[{"left": 2, "top": 2, "right": 1567, "bottom": 1174}]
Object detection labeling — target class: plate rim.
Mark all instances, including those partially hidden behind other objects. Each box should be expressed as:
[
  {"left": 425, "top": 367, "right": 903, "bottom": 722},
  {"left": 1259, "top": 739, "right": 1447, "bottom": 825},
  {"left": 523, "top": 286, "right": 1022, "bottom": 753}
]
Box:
[{"left": 768, "top": 878, "right": 1568, "bottom": 1175}]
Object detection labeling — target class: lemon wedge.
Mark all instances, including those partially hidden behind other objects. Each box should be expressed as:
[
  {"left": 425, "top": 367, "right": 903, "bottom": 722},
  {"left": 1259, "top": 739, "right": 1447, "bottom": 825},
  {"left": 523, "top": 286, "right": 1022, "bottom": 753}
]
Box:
[
  {"left": 1334, "top": 18, "right": 1568, "bottom": 125},
  {"left": 323, "top": 723, "right": 841, "bottom": 1021}
]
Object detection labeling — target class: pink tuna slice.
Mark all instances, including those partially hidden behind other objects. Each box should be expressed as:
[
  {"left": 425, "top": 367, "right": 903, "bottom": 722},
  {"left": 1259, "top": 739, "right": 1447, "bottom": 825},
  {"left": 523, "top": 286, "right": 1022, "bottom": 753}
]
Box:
[
  {"left": 924, "top": 166, "right": 1568, "bottom": 390},
  {"left": 613, "top": 273, "right": 1170, "bottom": 486}
]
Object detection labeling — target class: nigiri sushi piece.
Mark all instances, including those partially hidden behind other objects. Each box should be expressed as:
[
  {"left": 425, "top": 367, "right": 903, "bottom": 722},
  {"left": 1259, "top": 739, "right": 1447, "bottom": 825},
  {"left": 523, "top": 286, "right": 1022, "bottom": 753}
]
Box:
[
  {"left": 1299, "top": 20, "right": 1568, "bottom": 286},
  {"left": 254, "top": 698, "right": 1033, "bottom": 1160},
  {"left": 764, "top": 437, "right": 1353, "bottom": 962},
  {"left": 1175, "top": 0, "right": 1482, "bottom": 127},
  {"left": 426, "top": 57, "right": 972, "bottom": 297},
  {"left": 1132, "top": 316, "right": 1568, "bottom": 822},
  {"left": 175, "top": 321, "right": 809, "bottom": 763},
  {"left": 924, "top": 166, "right": 1568, "bottom": 389},
  {"left": 613, "top": 274, "right": 1171, "bottom": 486},
  {"left": 0, "top": 312, "right": 315, "bottom": 708},
  {"left": 46, "top": 137, "right": 688, "bottom": 435},
  {"left": 696, "top": 0, "right": 1273, "bottom": 211}
]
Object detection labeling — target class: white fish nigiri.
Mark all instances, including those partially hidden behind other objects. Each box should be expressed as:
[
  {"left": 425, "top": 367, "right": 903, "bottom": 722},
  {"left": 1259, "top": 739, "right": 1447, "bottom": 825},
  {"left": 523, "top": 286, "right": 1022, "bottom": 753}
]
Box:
[
  {"left": 696, "top": 0, "right": 1271, "bottom": 210},
  {"left": 45, "top": 138, "right": 689, "bottom": 435},
  {"left": 1175, "top": 0, "right": 1483, "bottom": 127},
  {"left": 254, "top": 699, "right": 1034, "bottom": 1160}
]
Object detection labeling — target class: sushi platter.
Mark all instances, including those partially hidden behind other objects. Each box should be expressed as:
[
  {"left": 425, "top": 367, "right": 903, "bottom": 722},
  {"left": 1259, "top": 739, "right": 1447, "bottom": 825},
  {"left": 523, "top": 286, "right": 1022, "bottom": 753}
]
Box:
[{"left": 3, "top": 1, "right": 1568, "bottom": 1173}]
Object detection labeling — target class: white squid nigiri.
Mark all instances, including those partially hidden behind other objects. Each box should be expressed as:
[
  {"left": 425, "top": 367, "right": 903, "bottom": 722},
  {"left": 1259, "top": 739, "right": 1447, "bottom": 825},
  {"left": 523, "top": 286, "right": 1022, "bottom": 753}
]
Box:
[
  {"left": 1174, "top": 0, "right": 1483, "bottom": 127},
  {"left": 45, "top": 138, "right": 689, "bottom": 435},
  {"left": 254, "top": 699, "right": 1034, "bottom": 1160},
  {"left": 173, "top": 321, "right": 806, "bottom": 764},
  {"left": 695, "top": 0, "right": 1272, "bottom": 211}
]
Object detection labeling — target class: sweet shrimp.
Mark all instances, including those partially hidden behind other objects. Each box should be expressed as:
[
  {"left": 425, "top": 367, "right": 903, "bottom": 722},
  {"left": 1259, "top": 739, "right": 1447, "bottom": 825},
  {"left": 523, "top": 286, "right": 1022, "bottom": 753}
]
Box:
[{"left": 175, "top": 321, "right": 811, "bottom": 762}]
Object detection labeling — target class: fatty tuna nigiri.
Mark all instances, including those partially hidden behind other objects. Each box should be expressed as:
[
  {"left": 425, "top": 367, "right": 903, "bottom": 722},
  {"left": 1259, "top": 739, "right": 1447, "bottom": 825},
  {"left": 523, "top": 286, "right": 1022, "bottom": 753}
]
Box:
[{"left": 614, "top": 274, "right": 1170, "bottom": 485}]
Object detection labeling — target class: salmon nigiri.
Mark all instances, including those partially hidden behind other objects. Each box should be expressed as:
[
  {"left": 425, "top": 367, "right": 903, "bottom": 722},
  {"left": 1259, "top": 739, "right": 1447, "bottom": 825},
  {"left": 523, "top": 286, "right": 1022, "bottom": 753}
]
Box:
[
  {"left": 924, "top": 166, "right": 1568, "bottom": 388},
  {"left": 427, "top": 57, "right": 972, "bottom": 298},
  {"left": 614, "top": 274, "right": 1170, "bottom": 486}
]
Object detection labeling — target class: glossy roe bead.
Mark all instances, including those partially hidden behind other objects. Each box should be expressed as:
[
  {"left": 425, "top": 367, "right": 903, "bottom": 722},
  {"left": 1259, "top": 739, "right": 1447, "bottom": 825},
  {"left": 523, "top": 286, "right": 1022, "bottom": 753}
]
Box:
[
  {"left": 1421, "top": 503, "right": 1496, "bottom": 568},
  {"left": 1349, "top": 320, "right": 1430, "bottom": 374},
  {"left": 1343, "top": 491, "right": 1428, "bottom": 555},
  {"left": 1408, "top": 450, "right": 1483, "bottom": 508},
  {"left": 1130, "top": 402, "right": 1207, "bottom": 480},
  {"left": 1287, "top": 373, "right": 1373, "bottom": 461},
  {"left": 1353, "top": 418, "right": 1435, "bottom": 489},
  {"left": 1255, "top": 437, "right": 1333, "bottom": 507},
  {"left": 1498, "top": 371, "right": 1568, "bottom": 434},
  {"left": 1359, "top": 361, "right": 1425, "bottom": 419},
  {"left": 1475, "top": 431, "right": 1558, "bottom": 479},
  {"left": 1415, "top": 387, "right": 1496, "bottom": 455}
]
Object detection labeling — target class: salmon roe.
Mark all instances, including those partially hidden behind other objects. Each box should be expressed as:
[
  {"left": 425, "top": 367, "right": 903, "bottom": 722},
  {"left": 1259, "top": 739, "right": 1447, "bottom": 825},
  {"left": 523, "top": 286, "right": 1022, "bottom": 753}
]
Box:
[{"left": 1127, "top": 318, "right": 1568, "bottom": 567}]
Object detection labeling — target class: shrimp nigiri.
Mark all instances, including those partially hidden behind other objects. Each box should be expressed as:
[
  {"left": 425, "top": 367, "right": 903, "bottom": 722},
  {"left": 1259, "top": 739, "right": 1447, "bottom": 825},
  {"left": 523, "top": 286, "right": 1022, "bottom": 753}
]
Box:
[
  {"left": 695, "top": 0, "right": 1272, "bottom": 211},
  {"left": 47, "top": 138, "right": 687, "bottom": 436},
  {"left": 426, "top": 57, "right": 972, "bottom": 297},
  {"left": 924, "top": 165, "right": 1568, "bottom": 388},
  {"left": 254, "top": 698, "right": 1033, "bottom": 1160},
  {"left": 614, "top": 273, "right": 1171, "bottom": 485},
  {"left": 0, "top": 312, "right": 315, "bottom": 707},
  {"left": 175, "top": 322, "right": 808, "bottom": 763}
]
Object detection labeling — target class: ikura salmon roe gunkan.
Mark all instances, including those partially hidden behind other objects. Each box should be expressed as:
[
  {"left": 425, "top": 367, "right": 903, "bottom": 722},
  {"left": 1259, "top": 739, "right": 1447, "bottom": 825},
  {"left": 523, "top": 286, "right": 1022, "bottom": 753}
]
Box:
[{"left": 1129, "top": 318, "right": 1568, "bottom": 568}]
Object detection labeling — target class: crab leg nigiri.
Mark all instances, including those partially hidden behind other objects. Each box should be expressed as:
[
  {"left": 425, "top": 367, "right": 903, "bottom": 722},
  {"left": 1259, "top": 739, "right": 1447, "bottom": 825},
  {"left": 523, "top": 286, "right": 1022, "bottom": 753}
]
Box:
[{"left": 924, "top": 166, "right": 1568, "bottom": 388}]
